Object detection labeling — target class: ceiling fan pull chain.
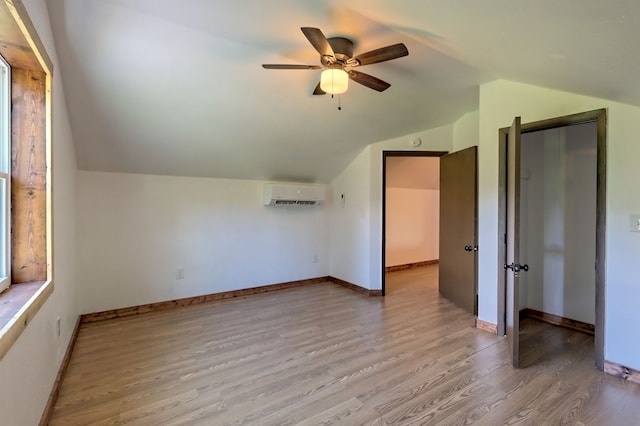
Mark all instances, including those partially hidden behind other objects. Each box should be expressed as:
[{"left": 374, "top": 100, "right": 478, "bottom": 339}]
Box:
[{"left": 328, "top": 93, "right": 341, "bottom": 110}]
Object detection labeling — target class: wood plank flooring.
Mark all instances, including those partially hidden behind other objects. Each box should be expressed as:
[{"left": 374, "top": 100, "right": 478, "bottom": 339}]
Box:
[{"left": 49, "top": 266, "right": 640, "bottom": 425}]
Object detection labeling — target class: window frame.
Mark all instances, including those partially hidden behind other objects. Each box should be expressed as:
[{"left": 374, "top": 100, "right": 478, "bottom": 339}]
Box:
[
  {"left": 0, "top": 53, "right": 10, "bottom": 293},
  {"left": 0, "top": 0, "right": 54, "bottom": 363}
]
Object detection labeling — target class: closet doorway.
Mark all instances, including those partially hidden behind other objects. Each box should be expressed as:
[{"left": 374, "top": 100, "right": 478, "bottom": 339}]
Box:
[{"left": 501, "top": 109, "right": 606, "bottom": 370}]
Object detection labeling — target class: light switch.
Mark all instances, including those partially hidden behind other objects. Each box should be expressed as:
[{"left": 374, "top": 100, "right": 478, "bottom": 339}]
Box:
[{"left": 631, "top": 214, "right": 640, "bottom": 233}]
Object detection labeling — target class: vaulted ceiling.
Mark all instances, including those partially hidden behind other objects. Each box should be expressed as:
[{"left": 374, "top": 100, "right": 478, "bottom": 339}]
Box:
[{"left": 47, "top": 0, "right": 640, "bottom": 183}]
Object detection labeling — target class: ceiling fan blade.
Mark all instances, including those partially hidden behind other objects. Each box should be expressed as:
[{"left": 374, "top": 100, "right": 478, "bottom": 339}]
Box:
[
  {"left": 313, "top": 83, "right": 326, "bottom": 95},
  {"left": 301, "top": 27, "right": 335, "bottom": 61},
  {"left": 348, "top": 70, "right": 391, "bottom": 92},
  {"left": 353, "top": 43, "right": 409, "bottom": 66},
  {"left": 262, "top": 64, "right": 322, "bottom": 70}
]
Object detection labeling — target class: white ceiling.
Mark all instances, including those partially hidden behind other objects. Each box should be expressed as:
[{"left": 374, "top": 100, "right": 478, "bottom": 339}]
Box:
[{"left": 47, "top": 0, "right": 640, "bottom": 183}]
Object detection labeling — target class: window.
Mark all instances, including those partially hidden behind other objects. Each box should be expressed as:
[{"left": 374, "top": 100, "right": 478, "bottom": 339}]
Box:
[
  {"left": 0, "top": 0, "right": 53, "bottom": 362},
  {"left": 0, "top": 54, "right": 9, "bottom": 293}
]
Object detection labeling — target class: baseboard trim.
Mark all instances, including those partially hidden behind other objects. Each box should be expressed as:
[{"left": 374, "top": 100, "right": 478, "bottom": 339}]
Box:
[
  {"left": 81, "top": 277, "right": 330, "bottom": 323},
  {"left": 475, "top": 319, "right": 498, "bottom": 335},
  {"left": 385, "top": 260, "right": 439, "bottom": 272},
  {"left": 39, "top": 316, "right": 81, "bottom": 426},
  {"left": 328, "top": 276, "right": 382, "bottom": 297},
  {"left": 82, "top": 275, "right": 386, "bottom": 323},
  {"left": 604, "top": 361, "right": 640, "bottom": 385},
  {"left": 521, "top": 308, "right": 594, "bottom": 335}
]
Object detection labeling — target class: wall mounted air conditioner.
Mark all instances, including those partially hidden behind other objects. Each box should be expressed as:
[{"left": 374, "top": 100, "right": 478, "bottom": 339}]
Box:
[{"left": 263, "top": 183, "right": 325, "bottom": 207}]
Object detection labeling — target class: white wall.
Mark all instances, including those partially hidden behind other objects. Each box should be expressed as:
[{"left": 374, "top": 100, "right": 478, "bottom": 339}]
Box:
[
  {"left": 385, "top": 156, "right": 440, "bottom": 268},
  {"left": 329, "top": 146, "right": 372, "bottom": 287},
  {"left": 385, "top": 188, "right": 439, "bottom": 267},
  {"left": 453, "top": 110, "right": 479, "bottom": 151},
  {"left": 0, "top": 1, "right": 79, "bottom": 424},
  {"left": 519, "top": 124, "right": 597, "bottom": 324},
  {"left": 477, "top": 79, "right": 640, "bottom": 371},
  {"left": 77, "top": 172, "right": 329, "bottom": 313},
  {"left": 330, "top": 125, "right": 453, "bottom": 289}
]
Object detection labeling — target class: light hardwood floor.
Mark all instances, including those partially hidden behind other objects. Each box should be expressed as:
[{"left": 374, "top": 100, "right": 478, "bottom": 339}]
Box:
[{"left": 50, "top": 266, "right": 640, "bottom": 425}]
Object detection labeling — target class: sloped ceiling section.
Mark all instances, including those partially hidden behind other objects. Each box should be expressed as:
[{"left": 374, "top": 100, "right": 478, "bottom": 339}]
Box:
[{"left": 48, "top": 0, "right": 640, "bottom": 182}]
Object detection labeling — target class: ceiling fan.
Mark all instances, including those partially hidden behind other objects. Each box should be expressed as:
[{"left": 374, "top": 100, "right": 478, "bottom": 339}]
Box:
[{"left": 262, "top": 27, "right": 409, "bottom": 96}]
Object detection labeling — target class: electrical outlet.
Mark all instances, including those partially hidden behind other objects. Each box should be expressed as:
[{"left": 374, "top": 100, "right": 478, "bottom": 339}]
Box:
[
  {"left": 313, "top": 254, "right": 319, "bottom": 263},
  {"left": 176, "top": 267, "right": 185, "bottom": 279},
  {"left": 631, "top": 214, "right": 640, "bottom": 233}
]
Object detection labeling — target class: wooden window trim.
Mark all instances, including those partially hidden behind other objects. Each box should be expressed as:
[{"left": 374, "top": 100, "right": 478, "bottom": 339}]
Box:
[{"left": 0, "top": 0, "right": 54, "bottom": 361}]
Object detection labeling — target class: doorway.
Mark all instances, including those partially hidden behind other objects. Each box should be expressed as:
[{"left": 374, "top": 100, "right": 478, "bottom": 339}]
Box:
[
  {"left": 382, "top": 151, "right": 445, "bottom": 296},
  {"left": 382, "top": 148, "right": 478, "bottom": 310},
  {"left": 499, "top": 109, "right": 606, "bottom": 370}
]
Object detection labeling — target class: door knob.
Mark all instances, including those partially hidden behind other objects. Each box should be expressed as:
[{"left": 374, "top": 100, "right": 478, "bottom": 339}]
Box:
[
  {"left": 504, "top": 263, "right": 529, "bottom": 272},
  {"left": 464, "top": 245, "right": 473, "bottom": 251}
]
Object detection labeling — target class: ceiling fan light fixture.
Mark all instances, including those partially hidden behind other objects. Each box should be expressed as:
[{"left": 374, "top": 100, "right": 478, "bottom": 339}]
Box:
[{"left": 320, "top": 68, "right": 348, "bottom": 94}]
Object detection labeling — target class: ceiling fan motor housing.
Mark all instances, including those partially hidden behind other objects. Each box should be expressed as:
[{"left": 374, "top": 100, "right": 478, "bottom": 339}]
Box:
[{"left": 323, "top": 37, "right": 355, "bottom": 66}]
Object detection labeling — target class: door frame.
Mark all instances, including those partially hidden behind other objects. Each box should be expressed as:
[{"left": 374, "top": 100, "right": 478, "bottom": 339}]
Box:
[
  {"left": 497, "top": 109, "right": 606, "bottom": 370},
  {"left": 381, "top": 150, "right": 447, "bottom": 296}
]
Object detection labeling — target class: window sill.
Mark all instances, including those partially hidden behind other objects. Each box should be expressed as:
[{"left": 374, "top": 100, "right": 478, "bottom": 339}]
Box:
[{"left": 0, "top": 280, "right": 53, "bottom": 361}]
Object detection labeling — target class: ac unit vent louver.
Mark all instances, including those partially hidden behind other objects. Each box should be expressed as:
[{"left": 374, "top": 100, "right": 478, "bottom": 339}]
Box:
[{"left": 264, "top": 183, "right": 325, "bottom": 207}]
